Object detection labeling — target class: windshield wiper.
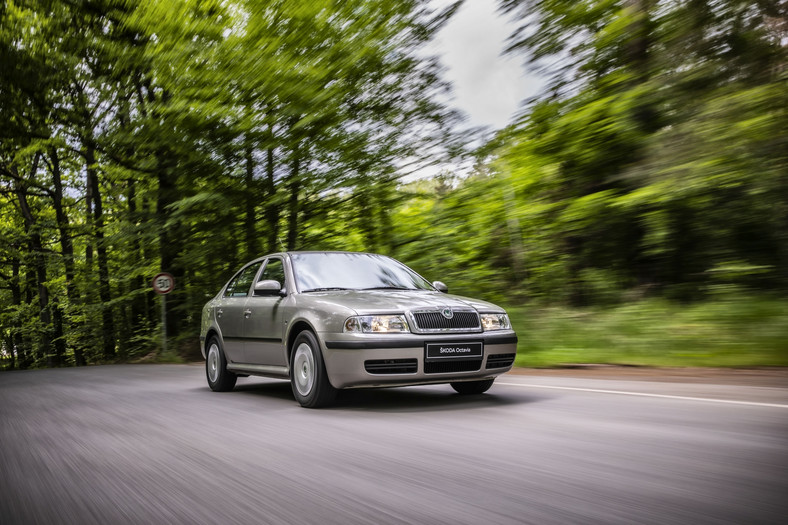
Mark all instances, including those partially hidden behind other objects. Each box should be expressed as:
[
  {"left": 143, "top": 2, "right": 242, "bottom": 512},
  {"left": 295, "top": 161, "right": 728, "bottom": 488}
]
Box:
[
  {"left": 301, "top": 287, "right": 352, "bottom": 293},
  {"left": 359, "top": 286, "right": 415, "bottom": 291}
]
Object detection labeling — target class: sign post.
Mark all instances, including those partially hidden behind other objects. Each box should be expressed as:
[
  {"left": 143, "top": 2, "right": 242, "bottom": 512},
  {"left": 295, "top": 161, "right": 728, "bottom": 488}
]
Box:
[{"left": 152, "top": 272, "right": 175, "bottom": 355}]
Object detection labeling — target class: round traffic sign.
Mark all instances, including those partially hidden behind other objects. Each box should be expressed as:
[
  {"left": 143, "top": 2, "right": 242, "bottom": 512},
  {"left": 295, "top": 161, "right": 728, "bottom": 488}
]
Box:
[{"left": 152, "top": 272, "right": 175, "bottom": 295}]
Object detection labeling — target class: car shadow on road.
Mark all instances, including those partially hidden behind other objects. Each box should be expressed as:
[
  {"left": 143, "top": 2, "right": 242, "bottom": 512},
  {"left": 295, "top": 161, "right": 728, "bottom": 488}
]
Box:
[
  {"left": 331, "top": 386, "right": 545, "bottom": 413},
  {"left": 232, "top": 380, "right": 296, "bottom": 403},
  {"left": 230, "top": 378, "right": 547, "bottom": 412}
]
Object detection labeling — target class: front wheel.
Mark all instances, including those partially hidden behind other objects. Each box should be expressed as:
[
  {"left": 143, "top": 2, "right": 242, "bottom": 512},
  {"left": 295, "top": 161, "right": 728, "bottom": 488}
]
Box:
[
  {"left": 206, "top": 337, "right": 237, "bottom": 392},
  {"left": 450, "top": 379, "right": 495, "bottom": 395},
  {"left": 290, "top": 331, "right": 337, "bottom": 408}
]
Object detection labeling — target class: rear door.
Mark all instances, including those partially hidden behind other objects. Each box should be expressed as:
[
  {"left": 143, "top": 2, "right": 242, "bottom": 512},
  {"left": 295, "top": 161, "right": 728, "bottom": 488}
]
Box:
[{"left": 214, "top": 262, "right": 262, "bottom": 363}]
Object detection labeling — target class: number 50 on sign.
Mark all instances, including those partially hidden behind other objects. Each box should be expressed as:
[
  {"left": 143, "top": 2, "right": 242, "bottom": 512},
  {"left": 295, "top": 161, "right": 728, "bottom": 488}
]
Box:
[{"left": 152, "top": 273, "right": 175, "bottom": 295}]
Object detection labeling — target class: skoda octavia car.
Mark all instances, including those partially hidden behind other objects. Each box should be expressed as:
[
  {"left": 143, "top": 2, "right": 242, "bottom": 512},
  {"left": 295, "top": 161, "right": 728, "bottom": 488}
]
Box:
[{"left": 200, "top": 251, "right": 517, "bottom": 407}]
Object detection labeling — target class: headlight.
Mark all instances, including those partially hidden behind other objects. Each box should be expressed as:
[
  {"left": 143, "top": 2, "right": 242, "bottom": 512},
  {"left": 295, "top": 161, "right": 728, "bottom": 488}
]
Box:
[
  {"left": 344, "top": 315, "right": 410, "bottom": 333},
  {"left": 480, "top": 313, "right": 510, "bottom": 331}
]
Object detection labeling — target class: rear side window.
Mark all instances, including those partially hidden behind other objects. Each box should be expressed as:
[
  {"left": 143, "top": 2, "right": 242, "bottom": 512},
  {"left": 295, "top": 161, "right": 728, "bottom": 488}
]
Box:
[{"left": 224, "top": 263, "right": 262, "bottom": 297}]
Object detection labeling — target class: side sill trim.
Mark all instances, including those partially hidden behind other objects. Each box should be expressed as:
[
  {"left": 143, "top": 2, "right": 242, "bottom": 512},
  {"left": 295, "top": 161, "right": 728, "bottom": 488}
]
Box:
[
  {"left": 227, "top": 363, "right": 289, "bottom": 378},
  {"left": 223, "top": 337, "right": 283, "bottom": 344}
]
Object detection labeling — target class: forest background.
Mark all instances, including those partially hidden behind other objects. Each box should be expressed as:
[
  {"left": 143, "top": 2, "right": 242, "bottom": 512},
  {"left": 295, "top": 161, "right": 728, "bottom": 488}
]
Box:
[{"left": 2, "top": 0, "right": 787, "bottom": 370}]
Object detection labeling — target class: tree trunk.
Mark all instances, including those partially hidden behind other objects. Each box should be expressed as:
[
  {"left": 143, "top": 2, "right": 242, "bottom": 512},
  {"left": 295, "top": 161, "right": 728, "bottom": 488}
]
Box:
[
  {"left": 51, "top": 298, "right": 66, "bottom": 366},
  {"left": 85, "top": 158, "right": 94, "bottom": 270},
  {"left": 503, "top": 175, "right": 526, "bottom": 288},
  {"left": 244, "top": 142, "right": 257, "bottom": 258},
  {"left": 156, "top": 150, "right": 181, "bottom": 340},
  {"left": 625, "top": 0, "right": 659, "bottom": 132},
  {"left": 625, "top": 0, "right": 652, "bottom": 78},
  {"left": 49, "top": 147, "right": 84, "bottom": 366},
  {"left": 9, "top": 255, "right": 23, "bottom": 369},
  {"left": 126, "top": 179, "right": 147, "bottom": 342},
  {"left": 358, "top": 184, "right": 377, "bottom": 252},
  {"left": 85, "top": 143, "right": 116, "bottom": 359},
  {"left": 375, "top": 182, "right": 394, "bottom": 253},
  {"left": 287, "top": 152, "right": 301, "bottom": 251},
  {"left": 265, "top": 146, "right": 280, "bottom": 252},
  {"left": 13, "top": 156, "right": 53, "bottom": 365},
  {"left": 566, "top": 235, "right": 586, "bottom": 307},
  {"left": 141, "top": 196, "right": 157, "bottom": 328}
]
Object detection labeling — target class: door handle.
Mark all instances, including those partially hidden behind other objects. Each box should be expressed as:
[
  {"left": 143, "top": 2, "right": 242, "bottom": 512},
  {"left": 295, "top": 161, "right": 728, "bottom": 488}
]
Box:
[
  {"left": 217, "top": 308, "right": 223, "bottom": 318},
  {"left": 244, "top": 309, "right": 252, "bottom": 318}
]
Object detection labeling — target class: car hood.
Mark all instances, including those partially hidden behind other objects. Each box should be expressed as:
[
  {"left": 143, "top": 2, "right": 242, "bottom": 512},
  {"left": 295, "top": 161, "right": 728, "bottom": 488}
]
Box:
[{"left": 297, "top": 289, "right": 505, "bottom": 315}]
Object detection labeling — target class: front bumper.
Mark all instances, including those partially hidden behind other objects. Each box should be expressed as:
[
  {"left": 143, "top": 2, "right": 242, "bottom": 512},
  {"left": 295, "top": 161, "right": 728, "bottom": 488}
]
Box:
[{"left": 320, "top": 331, "right": 517, "bottom": 389}]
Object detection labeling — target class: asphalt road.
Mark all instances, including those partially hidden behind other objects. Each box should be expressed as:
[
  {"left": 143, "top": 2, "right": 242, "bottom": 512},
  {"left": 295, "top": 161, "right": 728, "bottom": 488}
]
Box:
[{"left": 1, "top": 364, "right": 786, "bottom": 525}]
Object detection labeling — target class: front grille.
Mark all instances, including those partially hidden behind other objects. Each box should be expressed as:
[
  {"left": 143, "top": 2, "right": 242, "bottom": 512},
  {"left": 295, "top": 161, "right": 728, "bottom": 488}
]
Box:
[
  {"left": 413, "top": 311, "right": 480, "bottom": 332},
  {"left": 424, "top": 358, "right": 482, "bottom": 374},
  {"left": 365, "top": 359, "right": 417, "bottom": 374},
  {"left": 486, "top": 353, "right": 516, "bottom": 369}
]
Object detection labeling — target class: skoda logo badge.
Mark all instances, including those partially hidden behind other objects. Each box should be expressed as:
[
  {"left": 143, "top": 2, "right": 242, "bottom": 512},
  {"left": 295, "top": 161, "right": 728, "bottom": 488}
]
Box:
[{"left": 441, "top": 308, "right": 454, "bottom": 320}]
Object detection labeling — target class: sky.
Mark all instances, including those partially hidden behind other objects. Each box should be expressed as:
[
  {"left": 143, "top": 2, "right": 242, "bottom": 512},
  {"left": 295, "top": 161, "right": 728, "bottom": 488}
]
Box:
[
  {"left": 404, "top": 0, "right": 542, "bottom": 179},
  {"left": 428, "top": 0, "right": 543, "bottom": 131}
]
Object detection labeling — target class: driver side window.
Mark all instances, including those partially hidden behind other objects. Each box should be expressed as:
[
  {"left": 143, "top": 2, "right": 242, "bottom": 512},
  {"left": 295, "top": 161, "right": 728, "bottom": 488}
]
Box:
[
  {"left": 259, "top": 258, "right": 285, "bottom": 288},
  {"left": 224, "top": 263, "right": 262, "bottom": 297}
]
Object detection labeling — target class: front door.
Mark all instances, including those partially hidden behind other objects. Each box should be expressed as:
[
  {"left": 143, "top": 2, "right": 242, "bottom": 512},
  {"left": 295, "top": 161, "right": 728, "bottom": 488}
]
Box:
[{"left": 244, "top": 257, "right": 289, "bottom": 367}]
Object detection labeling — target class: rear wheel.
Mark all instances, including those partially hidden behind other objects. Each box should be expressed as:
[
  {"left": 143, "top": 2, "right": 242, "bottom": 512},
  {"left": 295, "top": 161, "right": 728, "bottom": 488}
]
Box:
[
  {"left": 206, "top": 337, "right": 237, "bottom": 392},
  {"left": 450, "top": 379, "right": 494, "bottom": 395},
  {"left": 290, "top": 331, "right": 337, "bottom": 408}
]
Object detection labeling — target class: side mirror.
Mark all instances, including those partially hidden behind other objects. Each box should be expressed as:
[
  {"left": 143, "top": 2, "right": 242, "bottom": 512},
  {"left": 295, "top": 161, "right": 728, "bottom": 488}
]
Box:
[
  {"left": 254, "top": 280, "right": 284, "bottom": 296},
  {"left": 433, "top": 281, "right": 448, "bottom": 293}
]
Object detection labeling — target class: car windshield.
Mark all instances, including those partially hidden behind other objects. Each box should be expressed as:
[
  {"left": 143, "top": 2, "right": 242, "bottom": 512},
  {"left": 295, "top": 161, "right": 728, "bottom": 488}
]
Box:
[{"left": 291, "top": 253, "right": 434, "bottom": 293}]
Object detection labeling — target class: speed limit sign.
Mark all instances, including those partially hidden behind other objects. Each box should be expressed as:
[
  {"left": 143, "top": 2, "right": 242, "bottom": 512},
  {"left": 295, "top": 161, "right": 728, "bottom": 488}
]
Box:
[{"left": 152, "top": 272, "right": 175, "bottom": 295}]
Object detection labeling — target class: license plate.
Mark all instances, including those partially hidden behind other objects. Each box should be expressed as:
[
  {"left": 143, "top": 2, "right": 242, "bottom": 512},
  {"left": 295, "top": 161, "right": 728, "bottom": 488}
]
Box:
[{"left": 425, "top": 342, "right": 483, "bottom": 359}]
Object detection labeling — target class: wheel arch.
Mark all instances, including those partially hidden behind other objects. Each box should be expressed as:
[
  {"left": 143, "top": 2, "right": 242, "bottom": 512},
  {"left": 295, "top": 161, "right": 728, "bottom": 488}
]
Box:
[
  {"left": 203, "top": 328, "right": 220, "bottom": 358},
  {"left": 286, "top": 320, "right": 317, "bottom": 365}
]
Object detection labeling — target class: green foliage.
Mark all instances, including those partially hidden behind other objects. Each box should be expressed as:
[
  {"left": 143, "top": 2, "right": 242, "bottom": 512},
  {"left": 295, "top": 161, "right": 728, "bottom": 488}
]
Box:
[
  {"left": 1, "top": 0, "right": 461, "bottom": 369},
  {"left": 2, "top": 0, "right": 785, "bottom": 370},
  {"left": 474, "top": 0, "right": 788, "bottom": 304},
  {"left": 509, "top": 294, "right": 788, "bottom": 368},
  {"left": 383, "top": 0, "right": 786, "bottom": 328}
]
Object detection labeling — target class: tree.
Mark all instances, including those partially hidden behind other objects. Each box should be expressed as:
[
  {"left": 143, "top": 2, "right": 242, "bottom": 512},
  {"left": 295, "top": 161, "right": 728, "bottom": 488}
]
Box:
[
  {"left": 483, "top": 0, "right": 788, "bottom": 302},
  {"left": 0, "top": 0, "right": 465, "bottom": 368}
]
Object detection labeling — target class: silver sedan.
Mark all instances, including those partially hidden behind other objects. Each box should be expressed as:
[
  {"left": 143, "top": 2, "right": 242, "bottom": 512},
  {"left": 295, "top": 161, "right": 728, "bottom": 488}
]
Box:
[{"left": 200, "top": 251, "right": 518, "bottom": 407}]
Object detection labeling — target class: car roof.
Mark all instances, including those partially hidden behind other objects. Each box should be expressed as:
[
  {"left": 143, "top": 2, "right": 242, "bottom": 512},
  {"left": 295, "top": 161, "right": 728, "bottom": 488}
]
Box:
[
  {"left": 263, "top": 250, "right": 386, "bottom": 258},
  {"left": 286, "top": 250, "right": 383, "bottom": 255}
]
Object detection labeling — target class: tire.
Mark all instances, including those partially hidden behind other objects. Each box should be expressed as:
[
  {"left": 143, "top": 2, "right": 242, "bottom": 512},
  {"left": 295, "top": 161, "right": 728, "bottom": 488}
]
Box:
[
  {"left": 205, "top": 336, "right": 237, "bottom": 392},
  {"left": 290, "top": 331, "right": 337, "bottom": 408},
  {"left": 450, "top": 378, "right": 495, "bottom": 395}
]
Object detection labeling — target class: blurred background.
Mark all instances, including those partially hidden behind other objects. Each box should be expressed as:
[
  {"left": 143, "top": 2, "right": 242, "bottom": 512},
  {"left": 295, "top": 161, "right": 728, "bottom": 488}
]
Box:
[{"left": 1, "top": 0, "right": 786, "bottom": 369}]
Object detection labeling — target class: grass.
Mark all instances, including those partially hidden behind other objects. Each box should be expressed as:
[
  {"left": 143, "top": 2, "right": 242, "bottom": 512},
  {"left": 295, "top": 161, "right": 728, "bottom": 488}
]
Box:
[{"left": 505, "top": 294, "right": 788, "bottom": 368}]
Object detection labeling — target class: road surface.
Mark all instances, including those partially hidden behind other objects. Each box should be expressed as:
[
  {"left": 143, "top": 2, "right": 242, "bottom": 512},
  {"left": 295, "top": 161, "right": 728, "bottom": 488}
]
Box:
[{"left": 1, "top": 364, "right": 786, "bottom": 524}]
